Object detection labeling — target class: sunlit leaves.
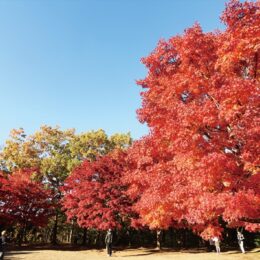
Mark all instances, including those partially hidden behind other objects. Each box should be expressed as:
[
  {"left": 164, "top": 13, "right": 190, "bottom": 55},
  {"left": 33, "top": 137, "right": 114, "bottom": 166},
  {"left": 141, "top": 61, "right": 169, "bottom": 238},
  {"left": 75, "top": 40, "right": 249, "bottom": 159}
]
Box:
[
  {"left": 125, "top": 0, "right": 260, "bottom": 238},
  {"left": 62, "top": 151, "right": 133, "bottom": 230}
]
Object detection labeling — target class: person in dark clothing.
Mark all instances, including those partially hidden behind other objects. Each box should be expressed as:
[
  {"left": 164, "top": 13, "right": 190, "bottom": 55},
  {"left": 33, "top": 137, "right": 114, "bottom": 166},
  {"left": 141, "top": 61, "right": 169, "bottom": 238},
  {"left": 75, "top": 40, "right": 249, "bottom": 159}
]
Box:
[
  {"left": 105, "top": 229, "right": 113, "bottom": 257},
  {"left": 208, "top": 238, "right": 215, "bottom": 252}
]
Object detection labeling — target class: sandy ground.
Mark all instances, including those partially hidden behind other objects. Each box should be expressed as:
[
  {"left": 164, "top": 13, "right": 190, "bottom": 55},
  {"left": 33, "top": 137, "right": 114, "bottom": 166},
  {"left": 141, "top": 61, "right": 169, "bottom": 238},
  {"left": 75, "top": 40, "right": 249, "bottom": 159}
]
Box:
[{"left": 4, "top": 247, "right": 260, "bottom": 260}]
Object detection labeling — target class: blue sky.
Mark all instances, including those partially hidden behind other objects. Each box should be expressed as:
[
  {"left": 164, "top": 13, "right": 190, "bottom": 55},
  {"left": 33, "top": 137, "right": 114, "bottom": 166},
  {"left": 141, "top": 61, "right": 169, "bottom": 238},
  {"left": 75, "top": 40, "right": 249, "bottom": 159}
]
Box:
[{"left": 0, "top": 0, "right": 227, "bottom": 145}]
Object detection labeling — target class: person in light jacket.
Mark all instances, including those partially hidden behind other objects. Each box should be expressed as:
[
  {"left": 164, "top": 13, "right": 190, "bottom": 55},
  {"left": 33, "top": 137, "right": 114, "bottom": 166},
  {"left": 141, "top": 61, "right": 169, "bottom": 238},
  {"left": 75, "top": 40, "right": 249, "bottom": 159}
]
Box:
[
  {"left": 237, "top": 231, "right": 245, "bottom": 254},
  {"left": 212, "top": 236, "right": 221, "bottom": 254}
]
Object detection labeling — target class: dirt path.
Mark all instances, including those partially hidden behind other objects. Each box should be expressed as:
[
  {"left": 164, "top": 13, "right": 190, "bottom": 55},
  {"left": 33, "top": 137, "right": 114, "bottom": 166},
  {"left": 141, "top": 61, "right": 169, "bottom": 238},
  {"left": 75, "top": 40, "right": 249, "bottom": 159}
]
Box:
[{"left": 4, "top": 248, "right": 260, "bottom": 260}]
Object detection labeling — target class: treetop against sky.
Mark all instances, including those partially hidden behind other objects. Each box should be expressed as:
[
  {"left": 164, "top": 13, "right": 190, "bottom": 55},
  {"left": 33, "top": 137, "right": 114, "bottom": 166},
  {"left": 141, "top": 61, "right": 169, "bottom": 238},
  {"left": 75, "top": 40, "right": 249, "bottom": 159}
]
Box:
[{"left": 0, "top": 0, "right": 228, "bottom": 144}]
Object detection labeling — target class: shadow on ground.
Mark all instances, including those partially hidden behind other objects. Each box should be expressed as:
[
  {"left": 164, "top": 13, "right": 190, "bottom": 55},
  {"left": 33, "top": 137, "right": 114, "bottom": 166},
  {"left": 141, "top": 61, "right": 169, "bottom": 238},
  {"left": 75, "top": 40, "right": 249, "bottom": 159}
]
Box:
[
  {"left": 119, "top": 248, "right": 206, "bottom": 257},
  {"left": 7, "top": 244, "right": 97, "bottom": 252},
  {"left": 4, "top": 250, "right": 37, "bottom": 260},
  {"left": 225, "top": 249, "right": 260, "bottom": 255}
]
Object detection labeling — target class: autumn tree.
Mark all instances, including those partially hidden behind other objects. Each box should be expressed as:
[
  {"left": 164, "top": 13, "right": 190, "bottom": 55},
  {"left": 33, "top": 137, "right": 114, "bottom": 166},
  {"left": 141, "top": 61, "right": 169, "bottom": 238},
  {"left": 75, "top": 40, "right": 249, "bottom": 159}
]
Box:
[
  {"left": 0, "top": 171, "right": 12, "bottom": 226},
  {"left": 62, "top": 150, "right": 133, "bottom": 239},
  {"left": 0, "top": 168, "right": 52, "bottom": 244},
  {"left": 64, "top": 130, "right": 132, "bottom": 244},
  {"left": 125, "top": 0, "right": 260, "bottom": 240}
]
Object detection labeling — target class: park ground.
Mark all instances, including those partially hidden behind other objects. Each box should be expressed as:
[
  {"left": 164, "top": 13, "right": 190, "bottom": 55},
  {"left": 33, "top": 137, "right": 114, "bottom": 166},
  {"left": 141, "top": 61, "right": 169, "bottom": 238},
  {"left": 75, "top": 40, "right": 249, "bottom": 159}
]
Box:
[{"left": 4, "top": 247, "right": 260, "bottom": 260}]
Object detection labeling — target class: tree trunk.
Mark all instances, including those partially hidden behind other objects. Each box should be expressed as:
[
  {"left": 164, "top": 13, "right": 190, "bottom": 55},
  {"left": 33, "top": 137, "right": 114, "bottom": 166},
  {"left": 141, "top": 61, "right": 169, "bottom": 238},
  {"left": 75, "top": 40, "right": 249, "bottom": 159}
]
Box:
[
  {"left": 17, "top": 227, "right": 23, "bottom": 246},
  {"left": 240, "top": 217, "right": 260, "bottom": 223},
  {"left": 23, "top": 227, "right": 27, "bottom": 244},
  {"left": 70, "top": 219, "right": 77, "bottom": 244},
  {"left": 127, "top": 229, "right": 131, "bottom": 247},
  {"left": 182, "top": 229, "right": 187, "bottom": 248},
  {"left": 94, "top": 231, "right": 100, "bottom": 247},
  {"left": 82, "top": 228, "right": 87, "bottom": 246},
  {"left": 51, "top": 211, "right": 59, "bottom": 245},
  {"left": 69, "top": 225, "right": 73, "bottom": 244}
]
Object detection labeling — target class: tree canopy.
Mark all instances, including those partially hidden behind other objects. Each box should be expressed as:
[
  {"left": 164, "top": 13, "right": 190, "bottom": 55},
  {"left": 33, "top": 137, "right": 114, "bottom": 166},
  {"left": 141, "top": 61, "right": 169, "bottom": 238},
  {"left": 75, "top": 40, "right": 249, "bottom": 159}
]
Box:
[
  {"left": 63, "top": 150, "right": 133, "bottom": 230},
  {"left": 124, "top": 0, "right": 260, "bottom": 239}
]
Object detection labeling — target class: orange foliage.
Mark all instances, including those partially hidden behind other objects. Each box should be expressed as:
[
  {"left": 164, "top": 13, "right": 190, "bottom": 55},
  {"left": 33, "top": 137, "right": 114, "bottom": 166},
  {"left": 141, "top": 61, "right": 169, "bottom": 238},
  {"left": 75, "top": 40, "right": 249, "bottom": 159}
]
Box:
[{"left": 124, "top": 0, "right": 260, "bottom": 238}]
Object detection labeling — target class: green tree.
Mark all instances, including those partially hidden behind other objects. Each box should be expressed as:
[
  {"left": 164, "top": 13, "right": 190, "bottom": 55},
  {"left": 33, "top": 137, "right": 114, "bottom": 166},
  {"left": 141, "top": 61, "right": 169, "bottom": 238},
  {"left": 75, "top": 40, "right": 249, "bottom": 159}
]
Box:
[{"left": 68, "top": 129, "right": 132, "bottom": 169}]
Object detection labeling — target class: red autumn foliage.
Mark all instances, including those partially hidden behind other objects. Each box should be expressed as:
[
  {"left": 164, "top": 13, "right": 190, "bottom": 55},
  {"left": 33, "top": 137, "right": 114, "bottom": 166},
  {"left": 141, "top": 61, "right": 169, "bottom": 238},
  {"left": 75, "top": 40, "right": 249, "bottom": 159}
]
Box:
[
  {"left": 62, "top": 150, "right": 133, "bottom": 230},
  {"left": 0, "top": 168, "right": 53, "bottom": 227},
  {"left": 0, "top": 171, "right": 11, "bottom": 225},
  {"left": 124, "top": 0, "right": 260, "bottom": 239}
]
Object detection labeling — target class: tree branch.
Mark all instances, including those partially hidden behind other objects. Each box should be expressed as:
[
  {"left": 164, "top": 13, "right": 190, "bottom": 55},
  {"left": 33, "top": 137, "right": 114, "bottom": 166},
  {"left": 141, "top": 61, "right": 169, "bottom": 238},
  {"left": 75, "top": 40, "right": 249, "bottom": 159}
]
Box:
[{"left": 239, "top": 217, "right": 260, "bottom": 224}]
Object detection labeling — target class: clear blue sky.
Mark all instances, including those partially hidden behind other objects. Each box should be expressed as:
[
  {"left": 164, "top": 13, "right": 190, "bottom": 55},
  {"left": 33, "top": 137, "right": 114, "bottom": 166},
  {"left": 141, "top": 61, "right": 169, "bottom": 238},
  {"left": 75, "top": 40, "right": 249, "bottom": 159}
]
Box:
[{"left": 0, "top": 0, "right": 227, "bottom": 145}]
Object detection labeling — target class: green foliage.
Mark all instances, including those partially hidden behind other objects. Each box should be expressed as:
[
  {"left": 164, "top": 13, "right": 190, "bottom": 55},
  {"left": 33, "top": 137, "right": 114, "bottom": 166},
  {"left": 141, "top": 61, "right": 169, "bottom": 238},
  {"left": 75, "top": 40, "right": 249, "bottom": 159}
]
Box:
[
  {"left": 68, "top": 129, "right": 132, "bottom": 170},
  {"left": 0, "top": 126, "right": 132, "bottom": 181}
]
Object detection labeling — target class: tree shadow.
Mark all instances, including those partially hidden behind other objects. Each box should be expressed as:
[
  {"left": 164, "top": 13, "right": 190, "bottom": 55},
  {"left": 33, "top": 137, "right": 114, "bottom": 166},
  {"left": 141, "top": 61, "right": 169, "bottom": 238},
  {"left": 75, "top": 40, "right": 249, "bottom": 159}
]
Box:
[
  {"left": 225, "top": 249, "right": 260, "bottom": 255},
  {"left": 160, "top": 247, "right": 208, "bottom": 254},
  {"left": 120, "top": 247, "right": 206, "bottom": 257},
  {"left": 121, "top": 252, "right": 156, "bottom": 257},
  {"left": 120, "top": 249, "right": 159, "bottom": 257},
  {"left": 178, "top": 249, "right": 207, "bottom": 254},
  {"left": 4, "top": 250, "right": 37, "bottom": 260},
  {"left": 7, "top": 244, "right": 90, "bottom": 252}
]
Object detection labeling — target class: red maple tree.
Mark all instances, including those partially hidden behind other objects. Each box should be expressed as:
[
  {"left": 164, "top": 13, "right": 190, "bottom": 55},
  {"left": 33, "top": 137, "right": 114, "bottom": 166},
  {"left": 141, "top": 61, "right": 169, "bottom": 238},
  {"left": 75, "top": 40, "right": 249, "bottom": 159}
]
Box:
[
  {"left": 124, "top": 0, "right": 260, "bottom": 239},
  {"left": 0, "top": 168, "right": 53, "bottom": 228},
  {"left": 62, "top": 150, "right": 133, "bottom": 230},
  {"left": 0, "top": 171, "right": 12, "bottom": 225}
]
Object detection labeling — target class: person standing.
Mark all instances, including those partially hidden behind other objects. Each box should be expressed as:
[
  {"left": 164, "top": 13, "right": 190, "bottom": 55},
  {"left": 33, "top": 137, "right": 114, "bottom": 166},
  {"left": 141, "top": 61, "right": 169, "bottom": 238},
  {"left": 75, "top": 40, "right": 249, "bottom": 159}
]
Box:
[
  {"left": 208, "top": 238, "right": 215, "bottom": 252},
  {"left": 105, "top": 229, "right": 113, "bottom": 257},
  {"left": 0, "top": 230, "right": 7, "bottom": 260},
  {"left": 237, "top": 231, "right": 245, "bottom": 254},
  {"left": 212, "top": 236, "right": 221, "bottom": 254}
]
